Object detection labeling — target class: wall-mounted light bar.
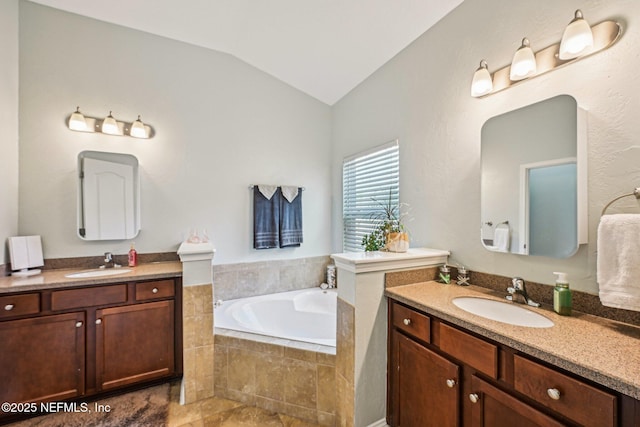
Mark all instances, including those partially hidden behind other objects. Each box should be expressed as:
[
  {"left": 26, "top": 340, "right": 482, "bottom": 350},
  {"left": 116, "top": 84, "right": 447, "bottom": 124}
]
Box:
[
  {"left": 67, "top": 107, "right": 155, "bottom": 139},
  {"left": 471, "top": 10, "right": 622, "bottom": 98}
]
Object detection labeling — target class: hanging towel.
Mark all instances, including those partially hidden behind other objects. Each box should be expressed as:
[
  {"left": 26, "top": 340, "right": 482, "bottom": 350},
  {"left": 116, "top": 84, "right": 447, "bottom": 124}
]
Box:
[
  {"left": 493, "top": 226, "right": 510, "bottom": 252},
  {"left": 279, "top": 186, "right": 303, "bottom": 247},
  {"left": 281, "top": 185, "right": 299, "bottom": 203},
  {"left": 597, "top": 214, "right": 640, "bottom": 312},
  {"left": 253, "top": 186, "right": 280, "bottom": 249}
]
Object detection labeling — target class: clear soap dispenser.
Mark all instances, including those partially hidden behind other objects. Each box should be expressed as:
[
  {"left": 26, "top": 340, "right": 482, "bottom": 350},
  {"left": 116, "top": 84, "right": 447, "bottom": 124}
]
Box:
[{"left": 553, "top": 272, "right": 572, "bottom": 316}]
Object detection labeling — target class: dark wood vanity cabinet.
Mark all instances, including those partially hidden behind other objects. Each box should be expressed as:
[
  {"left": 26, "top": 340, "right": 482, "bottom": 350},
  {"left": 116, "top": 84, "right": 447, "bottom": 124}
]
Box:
[
  {"left": 388, "top": 299, "right": 639, "bottom": 427},
  {"left": 0, "top": 277, "right": 182, "bottom": 421}
]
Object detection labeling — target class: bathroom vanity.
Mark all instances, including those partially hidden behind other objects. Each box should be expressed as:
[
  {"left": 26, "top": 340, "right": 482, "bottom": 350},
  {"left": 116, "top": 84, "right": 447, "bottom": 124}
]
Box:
[
  {"left": 0, "top": 263, "right": 182, "bottom": 423},
  {"left": 386, "top": 282, "right": 640, "bottom": 427}
]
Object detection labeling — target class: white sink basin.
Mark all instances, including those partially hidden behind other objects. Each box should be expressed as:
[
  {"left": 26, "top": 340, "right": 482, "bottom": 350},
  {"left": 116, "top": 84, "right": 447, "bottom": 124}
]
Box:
[
  {"left": 452, "top": 297, "right": 554, "bottom": 328},
  {"left": 65, "top": 268, "right": 132, "bottom": 279}
]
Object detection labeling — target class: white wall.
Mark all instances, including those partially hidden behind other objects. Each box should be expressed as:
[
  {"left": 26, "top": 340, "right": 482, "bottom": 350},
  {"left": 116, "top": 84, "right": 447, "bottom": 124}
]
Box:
[
  {"left": 18, "top": 2, "right": 332, "bottom": 264},
  {"left": 0, "top": 0, "right": 20, "bottom": 266},
  {"left": 332, "top": 0, "right": 640, "bottom": 294}
]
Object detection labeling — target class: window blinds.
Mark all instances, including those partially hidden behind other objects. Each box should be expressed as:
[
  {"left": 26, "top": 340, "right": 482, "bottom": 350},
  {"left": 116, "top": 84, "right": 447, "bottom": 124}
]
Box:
[{"left": 342, "top": 140, "right": 399, "bottom": 252}]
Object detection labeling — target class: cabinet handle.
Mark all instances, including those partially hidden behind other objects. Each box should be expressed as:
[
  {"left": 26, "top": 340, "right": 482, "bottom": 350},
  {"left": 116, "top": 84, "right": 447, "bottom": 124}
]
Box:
[
  {"left": 75, "top": 321, "right": 83, "bottom": 328},
  {"left": 4, "top": 304, "right": 14, "bottom": 311},
  {"left": 403, "top": 318, "right": 411, "bottom": 326},
  {"left": 152, "top": 287, "right": 159, "bottom": 294},
  {"left": 547, "top": 388, "right": 561, "bottom": 400},
  {"left": 95, "top": 319, "right": 102, "bottom": 325},
  {"left": 446, "top": 379, "right": 456, "bottom": 388},
  {"left": 469, "top": 393, "right": 479, "bottom": 403}
]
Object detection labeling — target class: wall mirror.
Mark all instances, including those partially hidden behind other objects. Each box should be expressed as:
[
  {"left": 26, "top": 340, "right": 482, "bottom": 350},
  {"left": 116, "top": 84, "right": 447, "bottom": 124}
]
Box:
[
  {"left": 480, "top": 95, "right": 587, "bottom": 258},
  {"left": 77, "top": 151, "right": 140, "bottom": 240}
]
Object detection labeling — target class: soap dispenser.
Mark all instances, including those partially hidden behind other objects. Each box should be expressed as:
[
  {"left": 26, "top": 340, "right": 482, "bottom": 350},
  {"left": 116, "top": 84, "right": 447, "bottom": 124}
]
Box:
[{"left": 553, "top": 272, "right": 572, "bottom": 316}]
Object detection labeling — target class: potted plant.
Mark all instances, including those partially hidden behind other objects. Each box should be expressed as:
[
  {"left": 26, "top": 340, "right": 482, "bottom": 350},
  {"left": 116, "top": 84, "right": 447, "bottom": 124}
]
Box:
[{"left": 361, "top": 191, "right": 409, "bottom": 252}]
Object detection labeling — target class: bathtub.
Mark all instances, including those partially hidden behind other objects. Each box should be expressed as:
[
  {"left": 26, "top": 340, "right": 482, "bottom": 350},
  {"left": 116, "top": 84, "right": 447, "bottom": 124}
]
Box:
[{"left": 214, "top": 287, "right": 337, "bottom": 347}]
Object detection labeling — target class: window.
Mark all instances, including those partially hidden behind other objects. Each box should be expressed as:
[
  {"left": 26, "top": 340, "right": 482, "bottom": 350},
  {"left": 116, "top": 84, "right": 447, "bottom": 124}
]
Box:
[{"left": 342, "top": 140, "right": 399, "bottom": 252}]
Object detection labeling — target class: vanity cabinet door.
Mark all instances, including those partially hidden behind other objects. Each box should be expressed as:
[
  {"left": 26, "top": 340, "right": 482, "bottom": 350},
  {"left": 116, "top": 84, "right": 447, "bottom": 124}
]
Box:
[
  {"left": 468, "top": 375, "right": 564, "bottom": 427},
  {"left": 0, "top": 312, "right": 85, "bottom": 403},
  {"left": 394, "top": 332, "right": 460, "bottom": 427},
  {"left": 95, "top": 300, "right": 174, "bottom": 391}
]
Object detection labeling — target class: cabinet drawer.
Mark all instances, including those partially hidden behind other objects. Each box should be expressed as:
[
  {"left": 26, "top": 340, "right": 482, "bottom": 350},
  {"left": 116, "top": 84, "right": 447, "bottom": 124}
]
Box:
[
  {"left": 52, "top": 285, "right": 127, "bottom": 311},
  {"left": 439, "top": 323, "right": 498, "bottom": 378},
  {"left": 514, "top": 355, "right": 616, "bottom": 427},
  {"left": 135, "top": 280, "right": 175, "bottom": 301},
  {"left": 392, "top": 302, "right": 430, "bottom": 343},
  {"left": 0, "top": 293, "right": 40, "bottom": 319}
]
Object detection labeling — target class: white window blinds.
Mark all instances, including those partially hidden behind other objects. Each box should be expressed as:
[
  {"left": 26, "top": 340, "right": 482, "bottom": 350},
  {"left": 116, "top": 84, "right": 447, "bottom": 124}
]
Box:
[{"left": 342, "top": 140, "right": 399, "bottom": 252}]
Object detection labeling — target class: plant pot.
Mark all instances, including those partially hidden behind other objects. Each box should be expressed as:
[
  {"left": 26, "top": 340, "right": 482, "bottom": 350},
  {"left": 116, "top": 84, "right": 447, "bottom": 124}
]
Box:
[{"left": 385, "top": 232, "right": 409, "bottom": 252}]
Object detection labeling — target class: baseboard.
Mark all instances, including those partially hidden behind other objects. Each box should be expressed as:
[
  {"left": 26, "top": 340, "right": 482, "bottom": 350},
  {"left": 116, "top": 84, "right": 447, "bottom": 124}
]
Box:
[{"left": 367, "top": 419, "right": 389, "bottom": 427}]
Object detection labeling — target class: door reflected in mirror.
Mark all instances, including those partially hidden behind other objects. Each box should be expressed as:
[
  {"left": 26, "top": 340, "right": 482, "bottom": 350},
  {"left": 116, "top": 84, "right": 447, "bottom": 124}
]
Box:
[
  {"left": 480, "top": 95, "right": 587, "bottom": 258},
  {"left": 77, "top": 151, "right": 140, "bottom": 241}
]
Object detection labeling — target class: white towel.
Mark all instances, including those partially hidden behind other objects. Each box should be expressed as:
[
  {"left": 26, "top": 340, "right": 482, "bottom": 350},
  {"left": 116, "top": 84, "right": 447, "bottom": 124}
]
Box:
[
  {"left": 258, "top": 184, "right": 278, "bottom": 200},
  {"left": 493, "top": 226, "right": 510, "bottom": 252},
  {"left": 280, "top": 186, "right": 299, "bottom": 203},
  {"left": 597, "top": 214, "right": 640, "bottom": 312}
]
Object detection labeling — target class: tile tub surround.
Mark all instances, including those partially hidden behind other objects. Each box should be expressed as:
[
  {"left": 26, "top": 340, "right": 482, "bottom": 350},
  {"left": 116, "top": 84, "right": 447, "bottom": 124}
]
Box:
[
  {"left": 183, "top": 282, "right": 215, "bottom": 403},
  {"left": 385, "top": 281, "right": 640, "bottom": 400},
  {"left": 385, "top": 267, "right": 640, "bottom": 326},
  {"left": 213, "top": 255, "right": 332, "bottom": 301},
  {"left": 335, "top": 297, "right": 355, "bottom": 427},
  {"left": 213, "top": 328, "right": 337, "bottom": 426}
]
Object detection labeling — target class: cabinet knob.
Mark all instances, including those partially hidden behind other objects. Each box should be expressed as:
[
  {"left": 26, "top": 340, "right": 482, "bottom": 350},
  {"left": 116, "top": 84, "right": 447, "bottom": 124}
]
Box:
[
  {"left": 95, "top": 319, "right": 102, "bottom": 325},
  {"left": 152, "top": 287, "right": 159, "bottom": 294},
  {"left": 403, "top": 318, "right": 411, "bottom": 326},
  {"left": 469, "top": 393, "right": 479, "bottom": 403},
  {"left": 547, "top": 388, "right": 561, "bottom": 400},
  {"left": 75, "top": 321, "right": 83, "bottom": 328},
  {"left": 4, "top": 304, "right": 14, "bottom": 311},
  {"left": 446, "top": 379, "right": 456, "bottom": 388}
]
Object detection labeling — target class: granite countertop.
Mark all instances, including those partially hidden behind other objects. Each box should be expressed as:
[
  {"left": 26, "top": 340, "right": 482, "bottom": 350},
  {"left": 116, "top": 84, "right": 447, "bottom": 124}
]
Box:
[
  {"left": 0, "top": 261, "right": 183, "bottom": 293},
  {"left": 385, "top": 281, "right": 640, "bottom": 400}
]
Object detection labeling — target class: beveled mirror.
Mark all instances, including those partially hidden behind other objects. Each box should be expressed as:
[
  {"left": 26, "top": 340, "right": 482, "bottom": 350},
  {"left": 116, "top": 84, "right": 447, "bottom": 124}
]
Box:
[{"left": 480, "top": 95, "right": 587, "bottom": 258}]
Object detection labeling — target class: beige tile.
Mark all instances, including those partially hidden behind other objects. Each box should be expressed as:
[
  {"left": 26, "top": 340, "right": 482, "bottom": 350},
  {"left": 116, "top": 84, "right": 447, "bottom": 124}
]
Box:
[
  {"left": 282, "top": 403, "right": 319, "bottom": 424},
  {"left": 227, "top": 348, "right": 257, "bottom": 394},
  {"left": 255, "top": 354, "right": 285, "bottom": 400},
  {"left": 213, "top": 344, "right": 228, "bottom": 390},
  {"left": 336, "top": 299, "right": 354, "bottom": 383},
  {"left": 316, "top": 411, "right": 335, "bottom": 426},
  {"left": 199, "top": 395, "right": 245, "bottom": 416},
  {"left": 284, "top": 359, "right": 317, "bottom": 408},
  {"left": 202, "top": 406, "right": 283, "bottom": 427},
  {"left": 316, "top": 364, "right": 336, "bottom": 414},
  {"left": 285, "top": 346, "right": 317, "bottom": 362}
]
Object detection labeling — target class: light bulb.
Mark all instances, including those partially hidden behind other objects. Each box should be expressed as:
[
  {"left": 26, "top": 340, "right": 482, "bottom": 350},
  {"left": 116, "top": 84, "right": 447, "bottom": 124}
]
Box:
[
  {"left": 510, "top": 38, "right": 537, "bottom": 81},
  {"left": 130, "top": 115, "right": 148, "bottom": 138},
  {"left": 471, "top": 60, "right": 493, "bottom": 97},
  {"left": 68, "top": 106, "right": 87, "bottom": 131},
  {"left": 559, "top": 10, "right": 594, "bottom": 60},
  {"left": 102, "top": 111, "right": 119, "bottom": 135}
]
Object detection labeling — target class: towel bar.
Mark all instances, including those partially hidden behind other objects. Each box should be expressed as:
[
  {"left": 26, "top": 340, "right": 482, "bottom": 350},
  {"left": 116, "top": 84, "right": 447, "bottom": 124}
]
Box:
[
  {"left": 249, "top": 185, "right": 305, "bottom": 190},
  {"left": 601, "top": 187, "right": 640, "bottom": 216}
]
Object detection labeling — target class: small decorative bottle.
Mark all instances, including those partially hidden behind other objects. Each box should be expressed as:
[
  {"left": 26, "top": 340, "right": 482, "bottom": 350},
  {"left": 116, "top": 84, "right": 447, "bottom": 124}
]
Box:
[
  {"left": 553, "top": 272, "right": 572, "bottom": 316},
  {"left": 128, "top": 243, "right": 138, "bottom": 267},
  {"left": 439, "top": 264, "right": 451, "bottom": 284}
]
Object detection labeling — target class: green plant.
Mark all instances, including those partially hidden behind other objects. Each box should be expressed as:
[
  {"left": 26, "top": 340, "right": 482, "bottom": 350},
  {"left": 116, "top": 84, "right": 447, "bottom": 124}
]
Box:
[{"left": 361, "top": 189, "right": 408, "bottom": 251}]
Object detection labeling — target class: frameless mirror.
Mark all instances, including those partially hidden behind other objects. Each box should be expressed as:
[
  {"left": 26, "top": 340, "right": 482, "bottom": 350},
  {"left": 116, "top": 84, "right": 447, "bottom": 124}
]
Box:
[
  {"left": 480, "top": 95, "right": 587, "bottom": 258},
  {"left": 77, "top": 151, "right": 140, "bottom": 240}
]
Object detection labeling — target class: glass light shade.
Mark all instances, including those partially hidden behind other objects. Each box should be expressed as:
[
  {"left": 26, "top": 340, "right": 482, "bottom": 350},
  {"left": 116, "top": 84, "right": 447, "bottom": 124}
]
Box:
[
  {"left": 510, "top": 38, "right": 537, "bottom": 81},
  {"left": 559, "top": 10, "right": 594, "bottom": 60},
  {"left": 130, "top": 115, "right": 148, "bottom": 138},
  {"left": 68, "top": 107, "right": 87, "bottom": 131},
  {"left": 101, "top": 111, "right": 119, "bottom": 135},
  {"left": 471, "top": 60, "right": 493, "bottom": 97}
]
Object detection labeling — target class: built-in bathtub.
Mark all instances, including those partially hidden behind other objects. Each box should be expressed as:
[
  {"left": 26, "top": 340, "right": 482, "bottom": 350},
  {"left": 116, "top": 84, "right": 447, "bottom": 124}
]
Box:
[{"left": 214, "top": 287, "right": 337, "bottom": 347}]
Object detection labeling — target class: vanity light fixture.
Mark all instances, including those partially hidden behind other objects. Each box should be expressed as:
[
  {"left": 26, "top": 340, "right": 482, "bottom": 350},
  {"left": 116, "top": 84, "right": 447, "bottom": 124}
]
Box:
[
  {"left": 68, "top": 106, "right": 88, "bottom": 131},
  {"left": 471, "top": 60, "right": 493, "bottom": 97},
  {"left": 471, "top": 10, "right": 621, "bottom": 98},
  {"left": 129, "top": 115, "right": 147, "bottom": 138},
  {"left": 509, "top": 38, "right": 537, "bottom": 81},
  {"left": 559, "top": 10, "right": 594, "bottom": 60},
  {"left": 66, "top": 108, "right": 154, "bottom": 138},
  {"left": 101, "top": 111, "right": 119, "bottom": 135}
]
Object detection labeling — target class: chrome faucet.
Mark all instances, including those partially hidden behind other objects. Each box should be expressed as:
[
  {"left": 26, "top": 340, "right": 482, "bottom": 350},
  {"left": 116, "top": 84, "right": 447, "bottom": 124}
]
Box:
[
  {"left": 506, "top": 277, "right": 540, "bottom": 307},
  {"left": 102, "top": 252, "right": 120, "bottom": 269}
]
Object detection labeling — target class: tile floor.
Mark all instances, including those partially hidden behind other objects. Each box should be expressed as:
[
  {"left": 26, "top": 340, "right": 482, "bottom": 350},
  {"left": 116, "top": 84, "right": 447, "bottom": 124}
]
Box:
[{"left": 5, "top": 381, "right": 324, "bottom": 427}]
